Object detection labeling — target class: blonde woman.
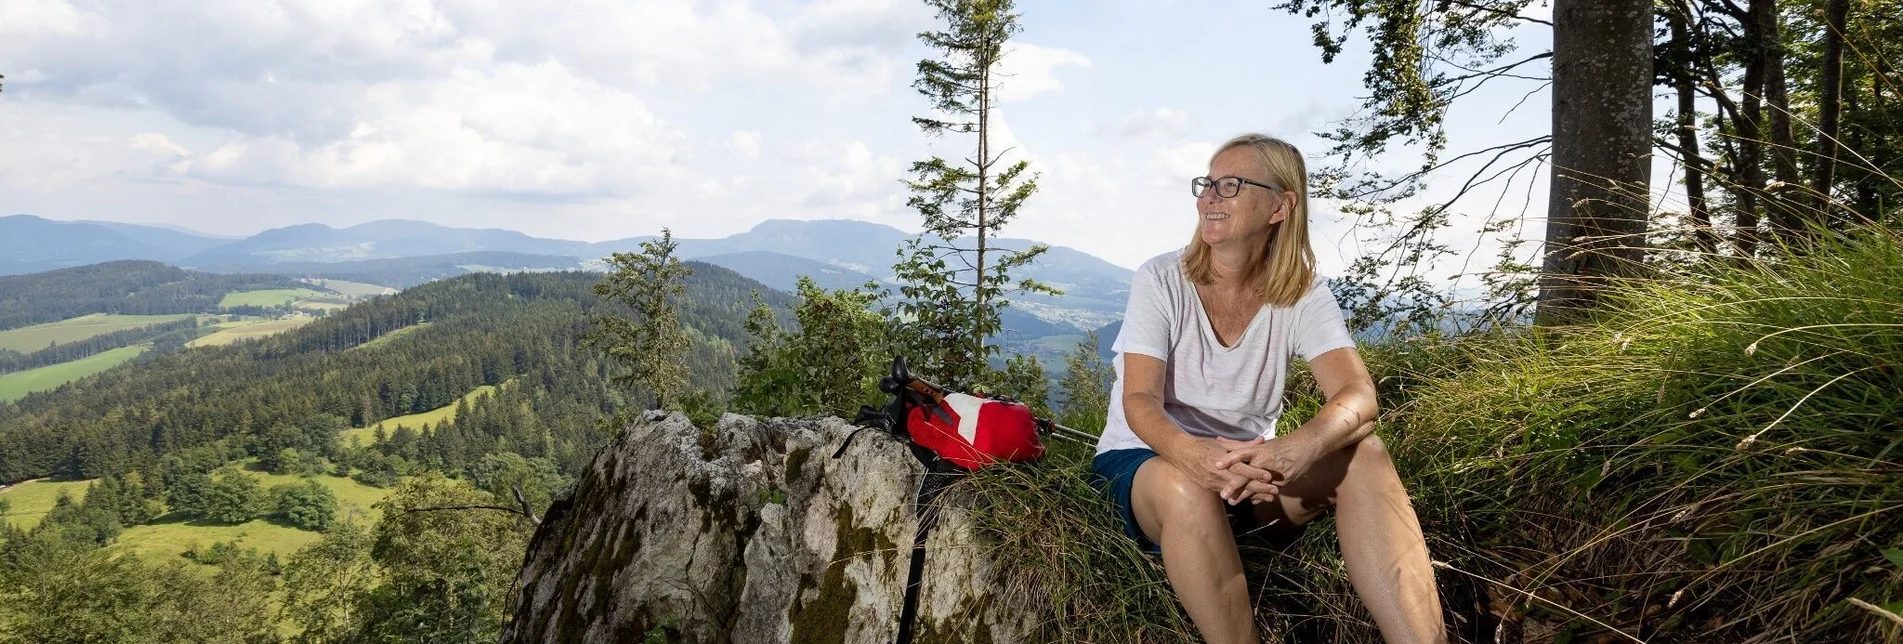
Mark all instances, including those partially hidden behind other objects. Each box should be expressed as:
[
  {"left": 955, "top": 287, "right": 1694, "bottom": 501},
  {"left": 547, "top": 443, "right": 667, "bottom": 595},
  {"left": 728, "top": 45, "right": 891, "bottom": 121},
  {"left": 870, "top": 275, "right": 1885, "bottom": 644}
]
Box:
[{"left": 1092, "top": 134, "right": 1446, "bottom": 643}]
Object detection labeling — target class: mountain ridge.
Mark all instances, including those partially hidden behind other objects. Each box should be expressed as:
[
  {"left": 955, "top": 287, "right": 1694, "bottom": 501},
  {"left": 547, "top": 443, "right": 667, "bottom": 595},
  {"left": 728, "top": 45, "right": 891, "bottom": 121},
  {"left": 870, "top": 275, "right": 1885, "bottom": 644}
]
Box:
[{"left": 5, "top": 215, "right": 1136, "bottom": 335}]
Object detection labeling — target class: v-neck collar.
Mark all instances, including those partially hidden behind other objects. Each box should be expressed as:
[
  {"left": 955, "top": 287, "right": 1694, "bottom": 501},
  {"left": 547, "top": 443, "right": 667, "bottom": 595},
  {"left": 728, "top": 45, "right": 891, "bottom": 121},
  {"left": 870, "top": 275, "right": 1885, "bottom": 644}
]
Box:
[{"left": 1189, "top": 281, "right": 1268, "bottom": 351}]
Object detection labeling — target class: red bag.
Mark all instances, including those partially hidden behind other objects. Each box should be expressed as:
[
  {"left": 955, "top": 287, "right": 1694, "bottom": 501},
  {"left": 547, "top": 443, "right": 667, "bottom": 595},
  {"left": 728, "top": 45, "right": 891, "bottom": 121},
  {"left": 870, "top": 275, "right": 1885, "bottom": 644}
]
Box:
[{"left": 904, "top": 391, "right": 1046, "bottom": 470}]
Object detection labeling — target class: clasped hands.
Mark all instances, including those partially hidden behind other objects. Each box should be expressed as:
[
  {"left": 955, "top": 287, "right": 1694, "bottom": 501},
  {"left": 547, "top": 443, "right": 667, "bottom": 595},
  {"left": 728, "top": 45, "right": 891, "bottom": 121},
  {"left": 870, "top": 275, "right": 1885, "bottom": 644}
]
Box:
[{"left": 1175, "top": 433, "right": 1322, "bottom": 506}]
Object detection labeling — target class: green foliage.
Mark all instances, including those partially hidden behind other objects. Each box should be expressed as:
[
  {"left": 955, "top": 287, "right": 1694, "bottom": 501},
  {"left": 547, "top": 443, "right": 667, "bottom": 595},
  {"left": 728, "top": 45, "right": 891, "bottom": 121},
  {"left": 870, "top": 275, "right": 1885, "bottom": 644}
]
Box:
[
  {"left": 279, "top": 520, "right": 375, "bottom": 643},
  {"left": 994, "top": 352, "right": 1049, "bottom": 417},
  {"left": 33, "top": 487, "right": 121, "bottom": 548},
  {"left": 355, "top": 473, "right": 532, "bottom": 643},
  {"left": 733, "top": 279, "right": 891, "bottom": 418},
  {"left": 168, "top": 470, "right": 213, "bottom": 517},
  {"left": 591, "top": 228, "right": 694, "bottom": 411},
  {"left": 273, "top": 479, "right": 338, "bottom": 532},
  {"left": 1055, "top": 330, "right": 1112, "bottom": 432},
  {"left": 0, "top": 531, "right": 278, "bottom": 644},
  {"left": 896, "top": 0, "right": 1056, "bottom": 390},
  {"left": 466, "top": 452, "right": 570, "bottom": 515},
  {"left": 1383, "top": 226, "right": 1903, "bottom": 641},
  {"left": 203, "top": 468, "right": 266, "bottom": 525}
]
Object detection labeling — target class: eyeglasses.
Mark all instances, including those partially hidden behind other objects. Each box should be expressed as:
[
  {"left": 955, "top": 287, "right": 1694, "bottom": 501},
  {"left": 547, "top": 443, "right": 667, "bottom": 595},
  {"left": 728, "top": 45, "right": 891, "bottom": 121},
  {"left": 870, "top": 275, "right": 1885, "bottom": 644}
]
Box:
[{"left": 1191, "top": 175, "right": 1282, "bottom": 199}]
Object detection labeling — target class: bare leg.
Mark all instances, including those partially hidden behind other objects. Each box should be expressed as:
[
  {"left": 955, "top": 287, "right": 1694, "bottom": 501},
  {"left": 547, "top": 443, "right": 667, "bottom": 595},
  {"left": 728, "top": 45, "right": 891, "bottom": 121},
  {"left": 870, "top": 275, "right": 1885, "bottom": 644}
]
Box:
[
  {"left": 1255, "top": 434, "right": 1446, "bottom": 644},
  {"left": 1131, "top": 458, "right": 1258, "bottom": 644}
]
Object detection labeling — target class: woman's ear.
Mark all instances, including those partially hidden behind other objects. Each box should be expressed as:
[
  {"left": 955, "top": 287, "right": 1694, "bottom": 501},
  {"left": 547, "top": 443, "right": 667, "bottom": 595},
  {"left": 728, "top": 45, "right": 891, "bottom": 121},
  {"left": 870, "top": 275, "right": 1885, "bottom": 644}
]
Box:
[{"left": 1267, "top": 191, "right": 1294, "bottom": 225}]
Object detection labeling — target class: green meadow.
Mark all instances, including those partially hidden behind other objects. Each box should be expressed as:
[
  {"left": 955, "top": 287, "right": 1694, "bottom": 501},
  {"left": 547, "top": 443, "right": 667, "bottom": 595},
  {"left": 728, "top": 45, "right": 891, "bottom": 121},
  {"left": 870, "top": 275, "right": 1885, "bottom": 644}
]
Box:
[
  {"left": 0, "top": 344, "right": 150, "bottom": 403},
  {"left": 0, "top": 478, "right": 98, "bottom": 531},
  {"left": 0, "top": 314, "right": 195, "bottom": 353},
  {"left": 351, "top": 322, "right": 431, "bottom": 351},
  {"left": 339, "top": 382, "right": 502, "bottom": 446},
  {"left": 109, "top": 471, "right": 394, "bottom": 564}
]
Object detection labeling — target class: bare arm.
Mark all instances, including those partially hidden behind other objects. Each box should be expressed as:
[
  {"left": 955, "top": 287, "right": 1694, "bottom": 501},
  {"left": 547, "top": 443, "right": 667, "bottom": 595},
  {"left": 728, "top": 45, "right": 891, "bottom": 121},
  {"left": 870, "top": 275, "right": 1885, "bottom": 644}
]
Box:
[
  {"left": 1214, "top": 346, "right": 1380, "bottom": 500},
  {"left": 1286, "top": 346, "right": 1380, "bottom": 452},
  {"left": 1123, "top": 353, "right": 1273, "bottom": 498},
  {"left": 1120, "top": 353, "right": 1193, "bottom": 459}
]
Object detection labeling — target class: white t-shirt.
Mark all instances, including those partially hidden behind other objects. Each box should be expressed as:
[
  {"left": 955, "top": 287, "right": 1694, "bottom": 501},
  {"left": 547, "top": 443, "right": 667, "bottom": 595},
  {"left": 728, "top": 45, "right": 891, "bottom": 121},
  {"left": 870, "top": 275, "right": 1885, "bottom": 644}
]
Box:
[{"left": 1095, "top": 249, "right": 1357, "bottom": 455}]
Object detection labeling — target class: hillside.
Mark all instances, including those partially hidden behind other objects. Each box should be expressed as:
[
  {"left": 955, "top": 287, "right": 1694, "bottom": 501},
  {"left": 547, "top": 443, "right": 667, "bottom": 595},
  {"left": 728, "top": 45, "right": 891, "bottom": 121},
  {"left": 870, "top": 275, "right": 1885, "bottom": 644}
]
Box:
[
  {"left": 17, "top": 217, "right": 1136, "bottom": 337},
  {"left": 203, "top": 251, "right": 585, "bottom": 289},
  {"left": 0, "top": 263, "right": 795, "bottom": 484},
  {"left": 0, "top": 215, "right": 226, "bottom": 275},
  {"left": 0, "top": 261, "right": 302, "bottom": 331}
]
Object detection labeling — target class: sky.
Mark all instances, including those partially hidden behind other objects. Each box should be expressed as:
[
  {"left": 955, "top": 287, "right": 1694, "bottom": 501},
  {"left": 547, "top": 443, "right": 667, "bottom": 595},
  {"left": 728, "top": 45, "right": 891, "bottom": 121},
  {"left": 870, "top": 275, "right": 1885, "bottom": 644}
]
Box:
[{"left": 0, "top": 0, "right": 1558, "bottom": 279}]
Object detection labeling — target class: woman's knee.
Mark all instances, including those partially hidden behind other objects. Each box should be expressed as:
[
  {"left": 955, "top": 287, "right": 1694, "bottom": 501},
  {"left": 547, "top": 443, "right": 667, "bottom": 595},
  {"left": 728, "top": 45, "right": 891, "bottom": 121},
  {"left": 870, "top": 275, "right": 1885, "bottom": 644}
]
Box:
[
  {"left": 1341, "top": 431, "right": 1411, "bottom": 499},
  {"left": 1134, "top": 460, "right": 1228, "bottom": 537}
]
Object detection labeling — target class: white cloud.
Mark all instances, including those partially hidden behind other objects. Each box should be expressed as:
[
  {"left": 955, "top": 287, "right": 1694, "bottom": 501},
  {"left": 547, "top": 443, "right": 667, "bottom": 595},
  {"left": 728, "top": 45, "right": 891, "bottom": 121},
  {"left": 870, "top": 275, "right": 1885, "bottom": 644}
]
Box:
[
  {"left": 0, "top": 0, "right": 921, "bottom": 199},
  {"left": 994, "top": 42, "right": 1091, "bottom": 102},
  {"left": 129, "top": 133, "right": 189, "bottom": 157},
  {"left": 1156, "top": 141, "right": 1215, "bottom": 185},
  {"left": 0, "top": 0, "right": 108, "bottom": 37},
  {"left": 1103, "top": 107, "right": 1191, "bottom": 139},
  {"left": 796, "top": 139, "right": 905, "bottom": 211},
  {"left": 183, "top": 61, "right": 684, "bottom": 197},
  {"left": 729, "top": 130, "right": 763, "bottom": 158}
]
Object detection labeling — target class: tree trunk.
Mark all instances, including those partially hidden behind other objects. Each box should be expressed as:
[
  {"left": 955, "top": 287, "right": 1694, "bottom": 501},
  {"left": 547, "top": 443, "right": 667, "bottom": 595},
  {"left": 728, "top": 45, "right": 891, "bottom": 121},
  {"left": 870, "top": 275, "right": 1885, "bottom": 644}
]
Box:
[
  {"left": 1811, "top": 0, "right": 1849, "bottom": 225},
  {"left": 974, "top": 50, "right": 990, "bottom": 361},
  {"left": 1755, "top": 0, "right": 1806, "bottom": 244},
  {"left": 1670, "top": 9, "right": 1714, "bottom": 255},
  {"left": 1732, "top": 18, "right": 1768, "bottom": 261},
  {"left": 1538, "top": 0, "right": 1654, "bottom": 324}
]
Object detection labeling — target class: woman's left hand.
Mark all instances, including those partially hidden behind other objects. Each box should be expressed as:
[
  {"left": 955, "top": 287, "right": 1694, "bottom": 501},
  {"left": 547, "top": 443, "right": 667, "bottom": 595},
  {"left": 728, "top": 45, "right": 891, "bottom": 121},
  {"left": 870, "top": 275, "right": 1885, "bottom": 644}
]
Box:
[{"left": 1213, "top": 434, "right": 1325, "bottom": 504}]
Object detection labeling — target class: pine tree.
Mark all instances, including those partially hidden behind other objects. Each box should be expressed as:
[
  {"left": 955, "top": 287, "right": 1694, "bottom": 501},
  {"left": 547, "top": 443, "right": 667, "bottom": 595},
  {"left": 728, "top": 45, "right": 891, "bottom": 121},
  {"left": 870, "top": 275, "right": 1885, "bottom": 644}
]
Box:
[
  {"left": 895, "top": 0, "right": 1056, "bottom": 389},
  {"left": 1056, "top": 330, "right": 1113, "bottom": 433},
  {"left": 591, "top": 228, "right": 694, "bottom": 410}
]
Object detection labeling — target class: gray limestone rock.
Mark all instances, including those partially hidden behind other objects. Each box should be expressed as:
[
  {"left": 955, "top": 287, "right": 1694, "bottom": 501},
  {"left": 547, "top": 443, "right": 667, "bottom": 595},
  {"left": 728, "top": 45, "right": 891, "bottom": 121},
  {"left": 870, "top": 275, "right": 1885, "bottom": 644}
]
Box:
[{"left": 501, "top": 411, "right": 1037, "bottom": 644}]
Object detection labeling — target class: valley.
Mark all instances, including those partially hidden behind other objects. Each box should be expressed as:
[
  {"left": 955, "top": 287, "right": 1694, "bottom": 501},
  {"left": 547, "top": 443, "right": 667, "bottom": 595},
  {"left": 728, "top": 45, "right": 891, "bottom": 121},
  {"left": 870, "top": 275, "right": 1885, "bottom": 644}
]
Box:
[{"left": 0, "top": 222, "right": 1124, "bottom": 641}]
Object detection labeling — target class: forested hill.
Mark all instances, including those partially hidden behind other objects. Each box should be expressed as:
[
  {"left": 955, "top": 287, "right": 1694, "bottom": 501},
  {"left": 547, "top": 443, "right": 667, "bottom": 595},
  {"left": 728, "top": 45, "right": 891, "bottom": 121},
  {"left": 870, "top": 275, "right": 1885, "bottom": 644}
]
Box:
[
  {"left": 0, "top": 260, "right": 303, "bottom": 331},
  {"left": 0, "top": 263, "right": 794, "bottom": 484}
]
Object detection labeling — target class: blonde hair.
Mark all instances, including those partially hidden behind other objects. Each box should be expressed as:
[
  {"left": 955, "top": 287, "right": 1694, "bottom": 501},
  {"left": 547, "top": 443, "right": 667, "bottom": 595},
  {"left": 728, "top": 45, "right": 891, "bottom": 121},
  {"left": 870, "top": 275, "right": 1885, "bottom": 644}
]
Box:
[{"left": 1181, "top": 133, "right": 1317, "bottom": 307}]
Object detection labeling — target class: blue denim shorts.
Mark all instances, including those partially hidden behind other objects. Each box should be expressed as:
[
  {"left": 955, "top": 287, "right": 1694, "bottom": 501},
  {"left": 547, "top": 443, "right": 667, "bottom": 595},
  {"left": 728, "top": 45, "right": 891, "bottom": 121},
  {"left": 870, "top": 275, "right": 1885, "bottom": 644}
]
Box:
[{"left": 1090, "top": 448, "right": 1304, "bottom": 554}]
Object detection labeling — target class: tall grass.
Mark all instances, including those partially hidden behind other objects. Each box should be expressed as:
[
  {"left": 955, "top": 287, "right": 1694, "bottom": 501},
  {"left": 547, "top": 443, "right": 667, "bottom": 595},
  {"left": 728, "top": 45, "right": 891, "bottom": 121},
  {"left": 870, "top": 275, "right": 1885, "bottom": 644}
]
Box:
[
  {"left": 1392, "top": 225, "right": 1903, "bottom": 642},
  {"left": 964, "top": 226, "right": 1903, "bottom": 642}
]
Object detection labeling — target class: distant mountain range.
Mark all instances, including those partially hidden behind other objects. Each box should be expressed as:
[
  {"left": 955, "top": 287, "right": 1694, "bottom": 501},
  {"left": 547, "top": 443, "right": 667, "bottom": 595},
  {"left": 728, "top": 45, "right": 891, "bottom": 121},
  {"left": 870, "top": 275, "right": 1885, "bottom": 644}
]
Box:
[{"left": 0, "top": 215, "right": 1135, "bottom": 336}]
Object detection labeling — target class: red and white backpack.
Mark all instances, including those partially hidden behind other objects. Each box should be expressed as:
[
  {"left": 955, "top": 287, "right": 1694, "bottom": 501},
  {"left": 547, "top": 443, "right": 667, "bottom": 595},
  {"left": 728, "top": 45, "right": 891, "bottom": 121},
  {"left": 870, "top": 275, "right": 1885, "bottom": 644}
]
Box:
[{"left": 840, "top": 356, "right": 1047, "bottom": 472}]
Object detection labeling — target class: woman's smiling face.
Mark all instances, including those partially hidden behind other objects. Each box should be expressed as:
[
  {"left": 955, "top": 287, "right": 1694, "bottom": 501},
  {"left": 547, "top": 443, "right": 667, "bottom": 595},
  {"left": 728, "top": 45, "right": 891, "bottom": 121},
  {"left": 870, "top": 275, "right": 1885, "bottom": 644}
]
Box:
[{"left": 1196, "top": 146, "right": 1291, "bottom": 251}]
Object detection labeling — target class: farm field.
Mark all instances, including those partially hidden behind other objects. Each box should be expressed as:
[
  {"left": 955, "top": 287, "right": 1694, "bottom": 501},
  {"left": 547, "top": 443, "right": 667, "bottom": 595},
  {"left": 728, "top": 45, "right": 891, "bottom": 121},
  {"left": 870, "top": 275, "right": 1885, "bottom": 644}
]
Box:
[
  {"left": 339, "top": 382, "right": 502, "bottom": 446},
  {"left": 0, "top": 313, "right": 196, "bottom": 353},
  {"left": 186, "top": 317, "right": 314, "bottom": 347},
  {"left": 0, "top": 478, "right": 98, "bottom": 530},
  {"left": 218, "top": 288, "right": 329, "bottom": 309},
  {"left": 303, "top": 278, "right": 395, "bottom": 298},
  {"left": 0, "top": 344, "right": 150, "bottom": 403}
]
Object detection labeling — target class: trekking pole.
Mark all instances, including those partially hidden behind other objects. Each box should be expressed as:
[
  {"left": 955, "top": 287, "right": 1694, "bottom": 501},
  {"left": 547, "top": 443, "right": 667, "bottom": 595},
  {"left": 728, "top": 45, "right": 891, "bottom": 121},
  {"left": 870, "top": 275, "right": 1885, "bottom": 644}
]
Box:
[
  {"left": 890, "top": 356, "right": 1100, "bottom": 445},
  {"left": 1037, "top": 418, "right": 1100, "bottom": 445}
]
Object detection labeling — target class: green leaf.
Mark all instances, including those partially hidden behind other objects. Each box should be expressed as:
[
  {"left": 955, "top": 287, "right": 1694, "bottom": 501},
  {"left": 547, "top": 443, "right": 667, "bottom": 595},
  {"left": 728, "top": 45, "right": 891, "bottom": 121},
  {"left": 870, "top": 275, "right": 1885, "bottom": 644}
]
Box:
[{"left": 1883, "top": 548, "right": 1903, "bottom": 570}]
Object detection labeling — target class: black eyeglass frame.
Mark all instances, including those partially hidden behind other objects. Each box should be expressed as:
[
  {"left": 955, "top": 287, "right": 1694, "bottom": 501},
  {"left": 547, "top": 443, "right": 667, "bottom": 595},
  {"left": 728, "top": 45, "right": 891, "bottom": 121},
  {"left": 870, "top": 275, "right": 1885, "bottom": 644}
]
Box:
[{"left": 1190, "top": 175, "right": 1283, "bottom": 199}]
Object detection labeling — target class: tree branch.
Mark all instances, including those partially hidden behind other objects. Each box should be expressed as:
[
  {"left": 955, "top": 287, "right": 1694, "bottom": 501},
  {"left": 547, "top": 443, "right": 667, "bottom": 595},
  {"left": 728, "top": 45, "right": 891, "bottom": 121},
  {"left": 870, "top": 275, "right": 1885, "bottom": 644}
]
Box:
[{"left": 1437, "top": 0, "right": 1554, "bottom": 26}]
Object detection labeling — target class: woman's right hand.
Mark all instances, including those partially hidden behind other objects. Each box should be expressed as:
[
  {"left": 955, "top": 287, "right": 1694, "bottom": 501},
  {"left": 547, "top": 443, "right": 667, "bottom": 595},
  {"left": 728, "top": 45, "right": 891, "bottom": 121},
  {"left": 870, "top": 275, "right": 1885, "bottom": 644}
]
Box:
[{"left": 1168, "top": 436, "right": 1278, "bottom": 504}]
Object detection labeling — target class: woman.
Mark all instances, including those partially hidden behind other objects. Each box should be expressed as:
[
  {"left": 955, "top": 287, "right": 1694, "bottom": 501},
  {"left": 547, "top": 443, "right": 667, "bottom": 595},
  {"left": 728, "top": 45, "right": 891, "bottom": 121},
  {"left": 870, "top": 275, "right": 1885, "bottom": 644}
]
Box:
[{"left": 1092, "top": 133, "right": 1445, "bottom": 643}]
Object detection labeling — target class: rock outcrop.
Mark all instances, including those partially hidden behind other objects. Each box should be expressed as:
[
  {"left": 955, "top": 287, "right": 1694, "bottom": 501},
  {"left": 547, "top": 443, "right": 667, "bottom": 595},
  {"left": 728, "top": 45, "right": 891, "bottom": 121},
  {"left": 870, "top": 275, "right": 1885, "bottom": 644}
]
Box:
[{"left": 501, "top": 412, "right": 1035, "bottom": 643}]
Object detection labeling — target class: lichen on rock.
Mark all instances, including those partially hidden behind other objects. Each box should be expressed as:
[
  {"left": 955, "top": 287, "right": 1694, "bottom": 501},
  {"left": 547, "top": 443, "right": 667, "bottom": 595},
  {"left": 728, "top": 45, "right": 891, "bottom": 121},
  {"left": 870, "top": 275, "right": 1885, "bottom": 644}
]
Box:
[{"left": 501, "top": 412, "right": 1036, "bottom": 644}]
